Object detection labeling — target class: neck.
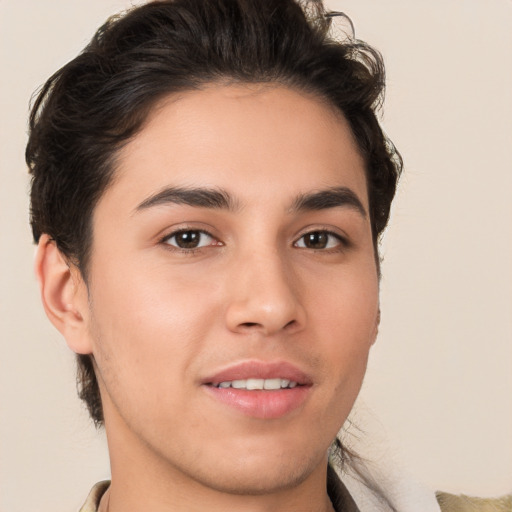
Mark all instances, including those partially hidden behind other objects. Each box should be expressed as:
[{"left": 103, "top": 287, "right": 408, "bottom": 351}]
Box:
[{"left": 101, "top": 483, "right": 335, "bottom": 512}]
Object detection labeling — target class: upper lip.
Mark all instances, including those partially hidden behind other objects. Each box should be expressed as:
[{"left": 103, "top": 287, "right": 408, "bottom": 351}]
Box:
[{"left": 202, "top": 360, "right": 313, "bottom": 386}]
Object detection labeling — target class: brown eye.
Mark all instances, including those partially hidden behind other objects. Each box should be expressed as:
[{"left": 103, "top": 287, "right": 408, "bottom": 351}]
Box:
[
  {"left": 164, "top": 230, "right": 215, "bottom": 249},
  {"left": 295, "top": 231, "right": 342, "bottom": 250}
]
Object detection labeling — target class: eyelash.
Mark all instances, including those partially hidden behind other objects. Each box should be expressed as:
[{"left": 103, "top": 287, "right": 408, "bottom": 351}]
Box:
[
  {"left": 159, "top": 228, "right": 348, "bottom": 254},
  {"left": 294, "top": 230, "right": 348, "bottom": 251},
  {"left": 160, "top": 229, "right": 219, "bottom": 254}
]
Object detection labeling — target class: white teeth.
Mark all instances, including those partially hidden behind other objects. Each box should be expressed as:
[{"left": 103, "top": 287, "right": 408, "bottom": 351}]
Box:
[
  {"left": 214, "top": 378, "right": 298, "bottom": 390},
  {"left": 263, "top": 378, "right": 281, "bottom": 390},
  {"left": 246, "top": 378, "right": 264, "bottom": 390}
]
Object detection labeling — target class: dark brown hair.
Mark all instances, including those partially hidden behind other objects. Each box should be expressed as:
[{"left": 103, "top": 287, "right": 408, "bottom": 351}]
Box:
[{"left": 27, "top": 0, "right": 402, "bottom": 426}]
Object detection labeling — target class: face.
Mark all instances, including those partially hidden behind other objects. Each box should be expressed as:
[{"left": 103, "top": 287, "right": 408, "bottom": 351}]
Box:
[{"left": 80, "top": 85, "right": 379, "bottom": 494}]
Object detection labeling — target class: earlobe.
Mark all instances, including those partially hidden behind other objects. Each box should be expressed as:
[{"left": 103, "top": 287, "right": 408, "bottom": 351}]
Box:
[
  {"left": 371, "top": 308, "right": 381, "bottom": 345},
  {"left": 34, "top": 234, "right": 93, "bottom": 355}
]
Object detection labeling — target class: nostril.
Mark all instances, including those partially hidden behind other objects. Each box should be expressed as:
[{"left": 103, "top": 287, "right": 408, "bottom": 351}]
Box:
[
  {"left": 284, "top": 320, "right": 297, "bottom": 329},
  {"left": 237, "top": 319, "right": 300, "bottom": 332}
]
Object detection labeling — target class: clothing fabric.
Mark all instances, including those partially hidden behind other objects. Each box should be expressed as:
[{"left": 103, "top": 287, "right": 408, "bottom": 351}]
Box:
[
  {"left": 79, "top": 480, "right": 109, "bottom": 512},
  {"left": 435, "top": 491, "right": 512, "bottom": 512}
]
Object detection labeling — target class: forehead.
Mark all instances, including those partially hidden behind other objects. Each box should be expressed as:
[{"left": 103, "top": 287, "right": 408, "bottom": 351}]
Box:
[{"left": 103, "top": 84, "right": 368, "bottom": 213}]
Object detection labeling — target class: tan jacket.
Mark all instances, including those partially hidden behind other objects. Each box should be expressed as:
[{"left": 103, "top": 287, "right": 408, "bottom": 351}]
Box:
[{"left": 436, "top": 491, "right": 512, "bottom": 512}]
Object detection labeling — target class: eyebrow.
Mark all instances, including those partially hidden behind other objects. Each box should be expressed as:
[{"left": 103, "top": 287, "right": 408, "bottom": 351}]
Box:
[
  {"left": 134, "top": 185, "right": 366, "bottom": 218},
  {"left": 291, "top": 187, "right": 367, "bottom": 218},
  {"left": 135, "top": 186, "right": 239, "bottom": 212}
]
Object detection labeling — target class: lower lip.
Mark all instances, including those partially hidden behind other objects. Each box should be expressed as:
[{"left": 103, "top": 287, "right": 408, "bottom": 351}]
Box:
[{"left": 203, "top": 385, "right": 310, "bottom": 419}]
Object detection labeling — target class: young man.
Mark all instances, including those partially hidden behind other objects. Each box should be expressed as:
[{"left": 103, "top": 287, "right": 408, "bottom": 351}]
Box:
[{"left": 29, "top": 1, "right": 507, "bottom": 511}]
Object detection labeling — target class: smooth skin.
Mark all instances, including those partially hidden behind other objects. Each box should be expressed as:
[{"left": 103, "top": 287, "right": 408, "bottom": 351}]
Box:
[{"left": 36, "top": 84, "right": 379, "bottom": 512}]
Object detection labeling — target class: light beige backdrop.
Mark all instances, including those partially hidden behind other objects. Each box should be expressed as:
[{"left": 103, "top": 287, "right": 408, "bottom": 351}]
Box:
[{"left": 1, "top": 1, "right": 511, "bottom": 510}]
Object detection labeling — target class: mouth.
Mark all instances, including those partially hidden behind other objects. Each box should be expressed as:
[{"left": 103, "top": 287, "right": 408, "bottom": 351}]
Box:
[
  {"left": 209, "top": 378, "right": 300, "bottom": 390},
  {"left": 202, "top": 359, "right": 312, "bottom": 386},
  {"left": 202, "top": 360, "right": 312, "bottom": 419}
]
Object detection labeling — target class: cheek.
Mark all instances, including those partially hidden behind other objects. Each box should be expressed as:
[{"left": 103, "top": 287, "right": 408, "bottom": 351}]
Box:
[
  {"left": 90, "top": 252, "right": 222, "bottom": 340},
  {"left": 86, "top": 258, "right": 223, "bottom": 411},
  {"left": 307, "top": 264, "right": 378, "bottom": 409},
  {"left": 311, "top": 261, "right": 379, "bottom": 346}
]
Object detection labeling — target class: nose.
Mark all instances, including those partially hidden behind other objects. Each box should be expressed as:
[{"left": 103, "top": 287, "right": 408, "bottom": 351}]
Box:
[{"left": 224, "top": 249, "right": 306, "bottom": 336}]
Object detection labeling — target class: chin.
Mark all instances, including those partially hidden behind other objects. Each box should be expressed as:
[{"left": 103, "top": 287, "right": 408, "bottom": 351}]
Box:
[
  {"left": 196, "top": 467, "right": 312, "bottom": 496},
  {"left": 183, "top": 445, "right": 326, "bottom": 496}
]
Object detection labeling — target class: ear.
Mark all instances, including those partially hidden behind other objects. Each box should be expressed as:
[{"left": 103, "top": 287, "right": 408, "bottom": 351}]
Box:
[
  {"left": 34, "top": 234, "right": 93, "bottom": 355},
  {"left": 371, "top": 308, "right": 380, "bottom": 346}
]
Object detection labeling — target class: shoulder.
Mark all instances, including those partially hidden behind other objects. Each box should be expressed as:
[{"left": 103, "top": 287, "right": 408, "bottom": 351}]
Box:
[
  {"left": 78, "top": 481, "right": 110, "bottom": 512},
  {"left": 436, "top": 491, "right": 512, "bottom": 512}
]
